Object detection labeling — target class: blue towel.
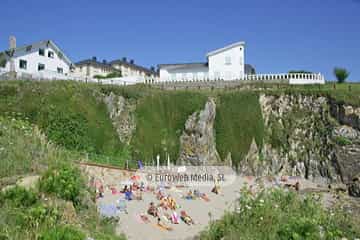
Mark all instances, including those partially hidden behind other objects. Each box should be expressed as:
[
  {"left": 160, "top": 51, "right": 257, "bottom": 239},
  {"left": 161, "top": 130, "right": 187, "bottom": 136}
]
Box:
[
  {"left": 138, "top": 160, "right": 144, "bottom": 169},
  {"left": 99, "top": 204, "right": 118, "bottom": 218}
]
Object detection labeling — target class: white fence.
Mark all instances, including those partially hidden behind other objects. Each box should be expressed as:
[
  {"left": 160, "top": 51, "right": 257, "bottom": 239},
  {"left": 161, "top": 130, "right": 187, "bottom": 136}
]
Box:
[
  {"left": 0, "top": 70, "right": 325, "bottom": 85},
  {"left": 155, "top": 73, "right": 325, "bottom": 85}
]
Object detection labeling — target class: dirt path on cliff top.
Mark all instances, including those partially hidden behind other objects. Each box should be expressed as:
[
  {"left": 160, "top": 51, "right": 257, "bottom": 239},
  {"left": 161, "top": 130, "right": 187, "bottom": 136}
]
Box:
[{"left": 82, "top": 164, "right": 324, "bottom": 240}]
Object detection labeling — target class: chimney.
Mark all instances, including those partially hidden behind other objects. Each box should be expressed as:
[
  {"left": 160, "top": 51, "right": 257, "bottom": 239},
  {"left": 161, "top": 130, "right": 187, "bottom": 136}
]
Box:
[
  {"left": 9, "top": 36, "right": 16, "bottom": 49},
  {"left": 122, "top": 57, "right": 127, "bottom": 62},
  {"left": 130, "top": 59, "right": 134, "bottom": 64},
  {"left": 92, "top": 56, "right": 97, "bottom": 61}
]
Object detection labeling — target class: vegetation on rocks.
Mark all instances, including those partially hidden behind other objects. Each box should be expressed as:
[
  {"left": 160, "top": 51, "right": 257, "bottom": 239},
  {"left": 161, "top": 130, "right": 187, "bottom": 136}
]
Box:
[
  {"left": 131, "top": 91, "right": 208, "bottom": 165},
  {"left": 0, "top": 166, "right": 124, "bottom": 240},
  {"left": 215, "top": 91, "right": 264, "bottom": 168},
  {"left": 0, "top": 80, "right": 124, "bottom": 165},
  {"left": 200, "top": 188, "right": 360, "bottom": 240},
  {"left": 0, "top": 116, "right": 74, "bottom": 179}
]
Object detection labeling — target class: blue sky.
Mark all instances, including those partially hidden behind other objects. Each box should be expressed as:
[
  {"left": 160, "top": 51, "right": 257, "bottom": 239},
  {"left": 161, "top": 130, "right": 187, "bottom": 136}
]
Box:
[{"left": 1, "top": 0, "right": 359, "bottom": 81}]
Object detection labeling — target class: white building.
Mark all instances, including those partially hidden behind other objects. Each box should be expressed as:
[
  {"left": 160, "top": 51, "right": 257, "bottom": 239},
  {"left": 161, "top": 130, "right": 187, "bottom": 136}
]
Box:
[
  {"left": 159, "top": 41, "right": 250, "bottom": 81},
  {"left": 158, "top": 41, "right": 325, "bottom": 84},
  {"left": 0, "top": 36, "right": 73, "bottom": 80}
]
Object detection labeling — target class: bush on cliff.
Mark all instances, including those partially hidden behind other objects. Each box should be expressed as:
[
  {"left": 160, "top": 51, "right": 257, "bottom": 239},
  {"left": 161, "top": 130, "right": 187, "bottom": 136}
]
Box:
[{"left": 200, "top": 188, "right": 360, "bottom": 240}]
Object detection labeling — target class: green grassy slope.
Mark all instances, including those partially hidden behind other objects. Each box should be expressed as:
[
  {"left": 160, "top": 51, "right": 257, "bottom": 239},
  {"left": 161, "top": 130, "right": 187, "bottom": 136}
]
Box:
[
  {"left": 0, "top": 116, "right": 75, "bottom": 179},
  {"left": 131, "top": 91, "right": 208, "bottom": 165},
  {"left": 215, "top": 91, "right": 264, "bottom": 168},
  {"left": 264, "top": 82, "right": 360, "bottom": 106},
  {"left": 200, "top": 189, "right": 360, "bottom": 239},
  {"left": 0, "top": 81, "right": 358, "bottom": 169},
  {"left": 0, "top": 81, "right": 123, "bottom": 165}
]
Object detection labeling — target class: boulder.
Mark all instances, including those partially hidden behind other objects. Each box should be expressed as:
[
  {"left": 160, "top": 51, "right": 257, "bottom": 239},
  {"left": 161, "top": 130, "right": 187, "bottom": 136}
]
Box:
[{"left": 348, "top": 181, "right": 360, "bottom": 198}]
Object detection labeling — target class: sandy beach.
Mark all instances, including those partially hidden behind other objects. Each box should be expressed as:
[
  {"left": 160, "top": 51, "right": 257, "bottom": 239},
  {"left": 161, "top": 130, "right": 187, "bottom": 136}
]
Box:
[{"left": 92, "top": 168, "right": 321, "bottom": 240}]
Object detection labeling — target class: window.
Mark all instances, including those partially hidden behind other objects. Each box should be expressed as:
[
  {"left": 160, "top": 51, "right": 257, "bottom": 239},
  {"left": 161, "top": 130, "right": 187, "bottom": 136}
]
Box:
[
  {"left": 38, "top": 63, "right": 45, "bottom": 71},
  {"left": 19, "top": 60, "right": 27, "bottom": 69},
  {"left": 225, "top": 56, "right": 232, "bottom": 65},
  {"left": 57, "top": 67, "right": 63, "bottom": 74},
  {"left": 48, "top": 51, "right": 54, "bottom": 58},
  {"left": 39, "top": 48, "right": 45, "bottom": 56}
]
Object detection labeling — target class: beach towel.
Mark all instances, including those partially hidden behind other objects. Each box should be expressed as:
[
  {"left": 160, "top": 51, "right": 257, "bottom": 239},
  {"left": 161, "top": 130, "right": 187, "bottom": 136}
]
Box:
[
  {"left": 99, "top": 204, "right": 118, "bottom": 218},
  {"left": 116, "top": 199, "right": 128, "bottom": 214},
  {"left": 134, "top": 213, "right": 150, "bottom": 224},
  {"left": 154, "top": 223, "right": 173, "bottom": 231},
  {"left": 110, "top": 187, "right": 118, "bottom": 195},
  {"left": 171, "top": 212, "right": 179, "bottom": 224},
  {"left": 138, "top": 160, "right": 144, "bottom": 169},
  {"left": 201, "top": 194, "right": 210, "bottom": 202}
]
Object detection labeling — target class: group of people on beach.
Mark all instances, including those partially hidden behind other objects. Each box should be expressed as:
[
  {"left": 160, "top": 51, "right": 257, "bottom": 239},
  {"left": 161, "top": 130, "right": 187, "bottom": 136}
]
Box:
[{"left": 92, "top": 173, "right": 225, "bottom": 230}]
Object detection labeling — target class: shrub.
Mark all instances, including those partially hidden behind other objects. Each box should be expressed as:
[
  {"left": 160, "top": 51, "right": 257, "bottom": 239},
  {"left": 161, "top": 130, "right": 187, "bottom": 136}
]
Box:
[
  {"left": 1, "top": 186, "right": 38, "bottom": 208},
  {"left": 39, "top": 164, "right": 83, "bottom": 205},
  {"left": 38, "top": 225, "right": 85, "bottom": 240},
  {"left": 45, "top": 110, "right": 93, "bottom": 152},
  {"left": 200, "top": 189, "right": 360, "bottom": 240},
  {"left": 334, "top": 67, "right": 349, "bottom": 83}
]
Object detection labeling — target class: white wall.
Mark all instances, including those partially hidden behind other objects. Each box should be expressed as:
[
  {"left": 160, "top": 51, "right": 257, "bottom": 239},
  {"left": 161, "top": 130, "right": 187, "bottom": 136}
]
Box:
[
  {"left": 10, "top": 44, "right": 71, "bottom": 78},
  {"left": 159, "top": 66, "right": 209, "bottom": 82},
  {"left": 208, "top": 44, "right": 245, "bottom": 80},
  {"left": 289, "top": 75, "right": 325, "bottom": 85}
]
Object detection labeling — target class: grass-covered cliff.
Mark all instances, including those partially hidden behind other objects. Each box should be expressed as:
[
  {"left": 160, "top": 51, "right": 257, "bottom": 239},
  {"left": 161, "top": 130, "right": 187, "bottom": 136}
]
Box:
[
  {"left": 1, "top": 80, "right": 360, "bottom": 240},
  {"left": 0, "top": 80, "right": 359, "bottom": 173}
]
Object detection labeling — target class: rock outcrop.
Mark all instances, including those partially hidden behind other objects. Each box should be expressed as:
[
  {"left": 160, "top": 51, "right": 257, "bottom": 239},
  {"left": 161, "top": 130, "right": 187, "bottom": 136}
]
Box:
[
  {"left": 330, "top": 101, "right": 360, "bottom": 130},
  {"left": 103, "top": 92, "right": 136, "bottom": 144},
  {"left": 178, "top": 98, "right": 221, "bottom": 165},
  {"left": 238, "top": 94, "right": 360, "bottom": 187}
]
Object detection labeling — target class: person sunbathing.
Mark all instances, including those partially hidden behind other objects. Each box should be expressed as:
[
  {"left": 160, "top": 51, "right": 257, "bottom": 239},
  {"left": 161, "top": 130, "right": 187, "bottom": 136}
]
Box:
[
  {"left": 132, "top": 182, "right": 139, "bottom": 191},
  {"left": 159, "top": 197, "right": 169, "bottom": 210},
  {"left": 147, "top": 202, "right": 159, "bottom": 217},
  {"left": 180, "top": 210, "right": 194, "bottom": 225},
  {"left": 185, "top": 190, "right": 194, "bottom": 200},
  {"left": 156, "top": 190, "right": 165, "bottom": 200},
  {"left": 168, "top": 196, "right": 176, "bottom": 210}
]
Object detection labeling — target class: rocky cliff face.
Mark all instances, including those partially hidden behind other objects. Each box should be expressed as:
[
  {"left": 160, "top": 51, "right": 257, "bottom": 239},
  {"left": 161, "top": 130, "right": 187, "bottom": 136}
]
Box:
[
  {"left": 239, "top": 94, "right": 360, "bottom": 186},
  {"left": 178, "top": 98, "right": 221, "bottom": 165},
  {"left": 103, "top": 92, "right": 136, "bottom": 144}
]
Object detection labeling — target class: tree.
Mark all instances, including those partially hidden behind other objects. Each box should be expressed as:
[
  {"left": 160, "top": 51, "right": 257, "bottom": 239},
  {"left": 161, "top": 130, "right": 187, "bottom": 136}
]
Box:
[{"left": 334, "top": 67, "right": 349, "bottom": 83}]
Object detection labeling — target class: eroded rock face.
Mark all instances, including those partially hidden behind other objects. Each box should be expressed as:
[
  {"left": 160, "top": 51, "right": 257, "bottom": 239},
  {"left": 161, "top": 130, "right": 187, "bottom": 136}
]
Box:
[
  {"left": 251, "top": 94, "right": 340, "bottom": 183},
  {"left": 349, "top": 181, "right": 360, "bottom": 198},
  {"left": 248, "top": 94, "right": 360, "bottom": 186},
  {"left": 330, "top": 102, "right": 360, "bottom": 131},
  {"left": 103, "top": 92, "right": 136, "bottom": 144},
  {"left": 178, "top": 98, "right": 221, "bottom": 165},
  {"left": 333, "top": 126, "right": 360, "bottom": 184}
]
